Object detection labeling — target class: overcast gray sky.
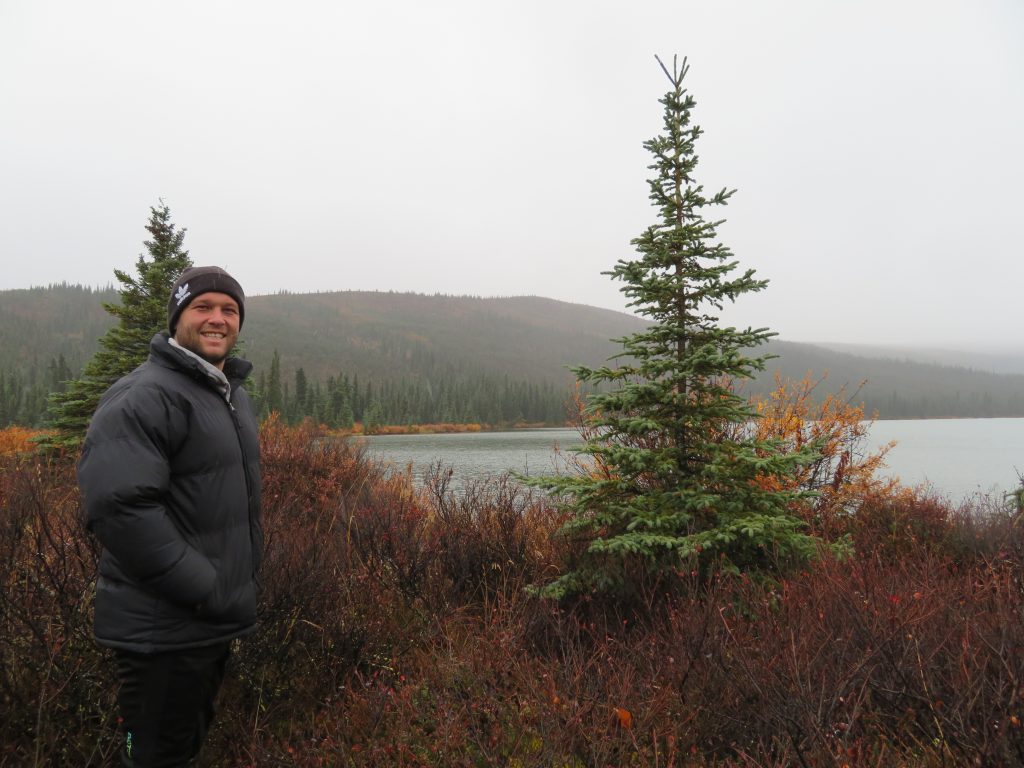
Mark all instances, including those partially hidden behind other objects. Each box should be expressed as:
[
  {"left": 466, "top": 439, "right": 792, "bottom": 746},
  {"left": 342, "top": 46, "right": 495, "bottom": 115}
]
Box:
[{"left": 2, "top": 0, "right": 1021, "bottom": 349}]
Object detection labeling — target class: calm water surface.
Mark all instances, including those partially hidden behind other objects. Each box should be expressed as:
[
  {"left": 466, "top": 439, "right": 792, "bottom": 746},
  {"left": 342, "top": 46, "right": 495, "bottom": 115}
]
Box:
[
  {"left": 360, "top": 419, "right": 1024, "bottom": 500},
  {"left": 868, "top": 418, "right": 1024, "bottom": 498},
  {"left": 359, "top": 429, "right": 580, "bottom": 483}
]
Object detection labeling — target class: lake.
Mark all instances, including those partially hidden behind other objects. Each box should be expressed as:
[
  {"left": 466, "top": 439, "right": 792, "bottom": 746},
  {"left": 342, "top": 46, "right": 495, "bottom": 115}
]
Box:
[{"left": 360, "top": 418, "right": 1024, "bottom": 501}]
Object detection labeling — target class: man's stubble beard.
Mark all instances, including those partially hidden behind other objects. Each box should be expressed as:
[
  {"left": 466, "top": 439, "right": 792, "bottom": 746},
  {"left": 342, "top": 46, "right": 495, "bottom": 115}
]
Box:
[{"left": 174, "top": 325, "right": 238, "bottom": 368}]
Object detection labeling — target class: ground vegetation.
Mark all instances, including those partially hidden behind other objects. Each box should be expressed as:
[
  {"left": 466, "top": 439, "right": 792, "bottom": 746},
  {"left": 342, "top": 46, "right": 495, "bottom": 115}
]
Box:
[{"left": 2, "top": 406, "right": 1023, "bottom": 765}]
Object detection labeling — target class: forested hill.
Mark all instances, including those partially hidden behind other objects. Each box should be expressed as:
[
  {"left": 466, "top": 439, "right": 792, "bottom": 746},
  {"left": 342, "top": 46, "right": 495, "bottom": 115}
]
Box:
[
  {"left": 757, "top": 341, "right": 1024, "bottom": 420},
  {"left": 3, "top": 284, "right": 1024, "bottom": 424},
  {"left": 241, "top": 291, "right": 649, "bottom": 385},
  {"left": 0, "top": 284, "right": 118, "bottom": 374}
]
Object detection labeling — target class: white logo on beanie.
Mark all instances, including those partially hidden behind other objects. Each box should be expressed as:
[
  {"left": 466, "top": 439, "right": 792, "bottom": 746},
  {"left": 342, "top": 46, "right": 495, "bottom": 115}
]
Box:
[{"left": 175, "top": 283, "right": 191, "bottom": 306}]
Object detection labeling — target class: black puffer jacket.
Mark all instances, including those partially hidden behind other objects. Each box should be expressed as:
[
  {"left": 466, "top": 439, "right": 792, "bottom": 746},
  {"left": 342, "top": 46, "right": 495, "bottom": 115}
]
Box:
[{"left": 78, "top": 333, "right": 262, "bottom": 652}]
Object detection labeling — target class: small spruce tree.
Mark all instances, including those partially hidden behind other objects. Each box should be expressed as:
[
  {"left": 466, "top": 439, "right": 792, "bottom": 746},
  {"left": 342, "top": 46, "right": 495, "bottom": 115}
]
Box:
[
  {"left": 40, "top": 202, "right": 192, "bottom": 451},
  {"left": 534, "top": 57, "right": 828, "bottom": 597}
]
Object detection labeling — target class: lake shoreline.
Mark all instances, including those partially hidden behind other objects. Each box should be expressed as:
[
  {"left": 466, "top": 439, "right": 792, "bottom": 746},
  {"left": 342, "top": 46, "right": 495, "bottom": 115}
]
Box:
[
  {"left": 338, "top": 413, "right": 1023, "bottom": 439},
  {"left": 329, "top": 421, "right": 568, "bottom": 437}
]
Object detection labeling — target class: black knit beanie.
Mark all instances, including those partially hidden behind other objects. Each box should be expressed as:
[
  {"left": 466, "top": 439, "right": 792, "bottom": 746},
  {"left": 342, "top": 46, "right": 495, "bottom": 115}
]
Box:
[{"left": 167, "top": 266, "right": 246, "bottom": 335}]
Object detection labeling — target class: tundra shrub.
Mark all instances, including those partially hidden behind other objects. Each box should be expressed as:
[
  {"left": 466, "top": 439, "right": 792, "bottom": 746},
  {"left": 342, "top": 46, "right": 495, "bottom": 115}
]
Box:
[{"left": 0, "top": 452, "right": 119, "bottom": 766}]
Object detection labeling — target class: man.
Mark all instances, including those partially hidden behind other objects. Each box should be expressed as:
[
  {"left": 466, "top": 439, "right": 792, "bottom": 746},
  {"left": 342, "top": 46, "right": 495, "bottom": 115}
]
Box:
[{"left": 78, "top": 266, "right": 262, "bottom": 767}]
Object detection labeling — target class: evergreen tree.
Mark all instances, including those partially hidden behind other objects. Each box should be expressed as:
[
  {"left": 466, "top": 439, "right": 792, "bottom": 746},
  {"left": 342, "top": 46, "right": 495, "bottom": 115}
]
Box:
[
  {"left": 0, "top": 369, "right": 19, "bottom": 426},
  {"left": 46, "top": 355, "right": 73, "bottom": 393},
  {"left": 311, "top": 381, "right": 325, "bottom": 425},
  {"left": 293, "top": 367, "right": 309, "bottom": 420},
  {"left": 329, "top": 386, "right": 354, "bottom": 429},
  {"left": 334, "top": 374, "right": 355, "bottom": 429},
  {"left": 40, "top": 202, "right": 192, "bottom": 450},
  {"left": 351, "top": 374, "right": 362, "bottom": 421},
  {"left": 265, "top": 350, "right": 284, "bottom": 416},
  {"left": 531, "top": 57, "right": 829, "bottom": 597},
  {"left": 363, "top": 399, "right": 383, "bottom": 435},
  {"left": 254, "top": 371, "right": 268, "bottom": 420}
]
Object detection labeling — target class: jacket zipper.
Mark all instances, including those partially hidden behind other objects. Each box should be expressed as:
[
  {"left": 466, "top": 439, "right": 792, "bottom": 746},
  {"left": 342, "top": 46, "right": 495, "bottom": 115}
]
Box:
[{"left": 228, "top": 400, "right": 259, "bottom": 581}]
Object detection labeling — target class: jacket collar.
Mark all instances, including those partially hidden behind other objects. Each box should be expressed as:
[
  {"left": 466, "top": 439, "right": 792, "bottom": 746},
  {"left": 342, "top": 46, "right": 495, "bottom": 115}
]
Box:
[
  {"left": 151, "top": 333, "right": 254, "bottom": 397},
  {"left": 169, "top": 338, "right": 232, "bottom": 402}
]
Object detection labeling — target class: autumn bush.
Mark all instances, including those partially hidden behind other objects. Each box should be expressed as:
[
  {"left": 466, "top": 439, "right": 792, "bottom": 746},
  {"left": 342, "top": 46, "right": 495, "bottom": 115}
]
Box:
[
  {"left": 0, "top": 426, "right": 45, "bottom": 456},
  {"left": 3, "top": 420, "right": 1024, "bottom": 766},
  {"left": 743, "top": 374, "right": 895, "bottom": 525},
  {"left": 0, "top": 448, "right": 119, "bottom": 766}
]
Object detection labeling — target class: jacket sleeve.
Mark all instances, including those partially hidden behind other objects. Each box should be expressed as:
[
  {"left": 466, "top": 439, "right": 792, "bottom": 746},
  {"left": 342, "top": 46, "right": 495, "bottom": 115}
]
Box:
[{"left": 77, "top": 381, "right": 217, "bottom": 607}]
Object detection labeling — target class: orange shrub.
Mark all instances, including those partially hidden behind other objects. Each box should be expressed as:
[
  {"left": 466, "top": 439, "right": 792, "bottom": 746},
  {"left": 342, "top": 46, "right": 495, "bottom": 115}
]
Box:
[
  {"left": 746, "top": 372, "right": 897, "bottom": 536},
  {"left": 0, "top": 426, "right": 45, "bottom": 456}
]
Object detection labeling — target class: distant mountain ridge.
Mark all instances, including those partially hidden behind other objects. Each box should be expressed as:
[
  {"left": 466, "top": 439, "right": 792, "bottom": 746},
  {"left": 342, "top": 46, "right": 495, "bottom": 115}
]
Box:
[
  {"left": 2, "top": 284, "right": 1024, "bottom": 420},
  {"left": 815, "top": 342, "right": 1024, "bottom": 376},
  {"left": 754, "top": 340, "right": 1024, "bottom": 419}
]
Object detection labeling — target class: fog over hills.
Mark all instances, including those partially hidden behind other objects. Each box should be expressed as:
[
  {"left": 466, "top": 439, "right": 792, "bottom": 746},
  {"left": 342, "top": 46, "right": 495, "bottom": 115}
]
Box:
[
  {"left": 3, "top": 285, "right": 1024, "bottom": 420},
  {"left": 814, "top": 343, "right": 1024, "bottom": 377}
]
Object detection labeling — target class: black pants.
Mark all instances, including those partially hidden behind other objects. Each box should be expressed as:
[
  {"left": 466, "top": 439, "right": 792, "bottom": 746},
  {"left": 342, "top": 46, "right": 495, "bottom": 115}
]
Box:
[{"left": 114, "top": 642, "right": 231, "bottom": 768}]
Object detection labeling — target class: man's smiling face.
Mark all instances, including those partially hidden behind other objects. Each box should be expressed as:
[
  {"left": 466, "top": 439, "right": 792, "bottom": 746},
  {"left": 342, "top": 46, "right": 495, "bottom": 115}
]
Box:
[{"left": 173, "top": 291, "right": 240, "bottom": 369}]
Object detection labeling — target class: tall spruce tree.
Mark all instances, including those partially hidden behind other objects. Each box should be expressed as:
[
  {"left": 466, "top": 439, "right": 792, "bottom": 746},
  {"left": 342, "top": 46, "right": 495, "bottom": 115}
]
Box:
[
  {"left": 41, "top": 202, "right": 192, "bottom": 451},
  {"left": 534, "top": 57, "right": 828, "bottom": 597}
]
